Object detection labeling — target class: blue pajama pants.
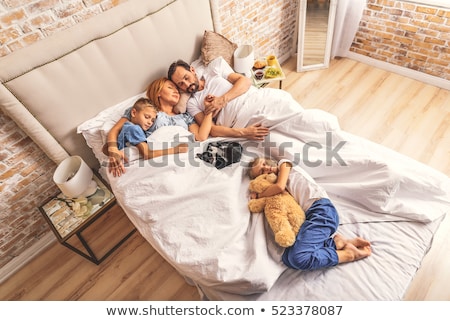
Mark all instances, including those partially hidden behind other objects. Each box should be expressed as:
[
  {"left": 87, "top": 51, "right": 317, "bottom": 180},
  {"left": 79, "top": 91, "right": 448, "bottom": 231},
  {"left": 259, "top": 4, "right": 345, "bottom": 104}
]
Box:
[{"left": 282, "top": 198, "right": 339, "bottom": 270}]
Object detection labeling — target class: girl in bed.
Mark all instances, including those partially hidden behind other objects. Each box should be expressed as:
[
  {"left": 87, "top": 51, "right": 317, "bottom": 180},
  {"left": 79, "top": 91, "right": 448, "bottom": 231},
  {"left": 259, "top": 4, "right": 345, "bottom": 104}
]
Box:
[
  {"left": 249, "top": 157, "right": 372, "bottom": 270},
  {"left": 105, "top": 77, "right": 213, "bottom": 176}
]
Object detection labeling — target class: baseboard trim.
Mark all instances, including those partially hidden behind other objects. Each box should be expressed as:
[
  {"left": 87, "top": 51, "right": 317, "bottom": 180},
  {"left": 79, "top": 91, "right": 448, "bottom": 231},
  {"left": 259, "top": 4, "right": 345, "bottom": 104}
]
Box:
[
  {"left": 0, "top": 232, "right": 56, "bottom": 284},
  {"left": 346, "top": 52, "right": 450, "bottom": 91}
]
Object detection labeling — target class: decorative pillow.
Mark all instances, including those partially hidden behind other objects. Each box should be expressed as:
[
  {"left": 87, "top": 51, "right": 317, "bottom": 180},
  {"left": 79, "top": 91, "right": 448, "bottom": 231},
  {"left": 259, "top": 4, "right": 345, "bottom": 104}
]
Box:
[{"left": 201, "top": 30, "right": 238, "bottom": 67}]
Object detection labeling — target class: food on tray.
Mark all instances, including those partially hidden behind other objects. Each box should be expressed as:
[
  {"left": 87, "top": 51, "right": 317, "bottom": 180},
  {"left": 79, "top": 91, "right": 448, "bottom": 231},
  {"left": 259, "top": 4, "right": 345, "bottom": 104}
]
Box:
[
  {"left": 254, "top": 70, "right": 264, "bottom": 80},
  {"left": 253, "top": 60, "right": 267, "bottom": 69},
  {"left": 264, "top": 66, "right": 282, "bottom": 78}
]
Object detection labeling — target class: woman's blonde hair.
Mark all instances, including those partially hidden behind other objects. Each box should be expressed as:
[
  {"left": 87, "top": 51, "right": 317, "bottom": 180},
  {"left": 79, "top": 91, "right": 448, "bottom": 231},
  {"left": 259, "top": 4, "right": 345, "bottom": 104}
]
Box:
[{"left": 146, "top": 77, "right": 167, "bottom": 110}]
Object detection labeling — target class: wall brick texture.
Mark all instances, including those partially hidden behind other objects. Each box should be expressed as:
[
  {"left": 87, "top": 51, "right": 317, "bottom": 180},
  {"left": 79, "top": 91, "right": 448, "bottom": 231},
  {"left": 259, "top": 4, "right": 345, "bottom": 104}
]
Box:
[
  {"left": 351, "top": 0, "right": 450, "bottom": 80},
  {"left": 213, "top": 0, "right": 298, "bottom": 60},
  {"left": 0, "top": 0, "right": 449, "bottom": 270},
  {"left": 0, "top": 0, "right": 130, "bottom": 270}
]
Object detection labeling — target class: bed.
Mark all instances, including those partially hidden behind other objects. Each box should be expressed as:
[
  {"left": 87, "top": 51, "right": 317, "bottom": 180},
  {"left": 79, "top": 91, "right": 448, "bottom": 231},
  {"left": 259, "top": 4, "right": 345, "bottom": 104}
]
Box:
[{"left": 1, "top": 0, "right": 449, "bottom": 301}]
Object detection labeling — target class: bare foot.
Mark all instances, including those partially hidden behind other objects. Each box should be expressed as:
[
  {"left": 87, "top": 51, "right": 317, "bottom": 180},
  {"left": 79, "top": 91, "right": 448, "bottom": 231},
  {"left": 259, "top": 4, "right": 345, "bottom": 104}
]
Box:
[
  {"left": 347, "top": 236, "right": 371, "bottom": 248},
  {"left": 333, "top": 234, "right": 346, "bottom": 250},
  {"left": 334, "top": 234, "right": 371, "bottom": 250},
  {"left": 337, "top": 243, "right": 372, "bottom": 264}
]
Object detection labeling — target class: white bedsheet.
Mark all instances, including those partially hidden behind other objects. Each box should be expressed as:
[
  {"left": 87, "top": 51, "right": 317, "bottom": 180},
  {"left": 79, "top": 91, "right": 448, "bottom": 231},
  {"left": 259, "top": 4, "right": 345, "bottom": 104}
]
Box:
[{"left": 107, "top": 88, "right": 450, "bottom": 300}]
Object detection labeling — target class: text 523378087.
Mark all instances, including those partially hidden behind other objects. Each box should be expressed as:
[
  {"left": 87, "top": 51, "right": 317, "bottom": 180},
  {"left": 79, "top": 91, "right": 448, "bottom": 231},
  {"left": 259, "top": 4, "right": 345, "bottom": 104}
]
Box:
[{"left": 268, "top": 305, "right": 343, "bottom": 316}]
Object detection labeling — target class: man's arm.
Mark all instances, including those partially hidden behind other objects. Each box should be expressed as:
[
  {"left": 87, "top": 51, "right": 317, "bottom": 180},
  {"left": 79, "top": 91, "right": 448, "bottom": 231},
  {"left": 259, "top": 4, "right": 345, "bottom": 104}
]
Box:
[
  {"left": 204, "top": 73, "right": 252, "bottom": 115},
  {"left": 136, "top": 142, "right": 189, "bottom": 160},
  {"left": 223, "top": 72, "right": 252, "bottom": 105}
]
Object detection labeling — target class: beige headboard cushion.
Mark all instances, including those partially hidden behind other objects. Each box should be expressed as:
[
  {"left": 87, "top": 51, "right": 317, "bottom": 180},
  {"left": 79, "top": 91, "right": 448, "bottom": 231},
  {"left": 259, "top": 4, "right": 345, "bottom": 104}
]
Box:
[{"left": 0, "top": 0, "right": 213, "bottom": 169}]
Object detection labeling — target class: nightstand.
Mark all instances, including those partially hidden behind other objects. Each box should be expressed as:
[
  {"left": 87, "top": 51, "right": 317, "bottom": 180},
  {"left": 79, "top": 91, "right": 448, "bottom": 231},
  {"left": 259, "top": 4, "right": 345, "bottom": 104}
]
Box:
[
  {"left": 39, "top": 172, "right": 136, "bottom": 265},
  {"left": 251, "top": 57, "right": 286, "bottom": 89}
]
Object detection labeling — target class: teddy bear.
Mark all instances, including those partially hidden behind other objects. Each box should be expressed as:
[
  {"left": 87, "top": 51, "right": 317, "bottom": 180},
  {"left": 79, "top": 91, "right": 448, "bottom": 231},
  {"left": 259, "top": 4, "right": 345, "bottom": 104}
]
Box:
[{"left": 248, "top": 173, "right": 306, "bottom": 247}]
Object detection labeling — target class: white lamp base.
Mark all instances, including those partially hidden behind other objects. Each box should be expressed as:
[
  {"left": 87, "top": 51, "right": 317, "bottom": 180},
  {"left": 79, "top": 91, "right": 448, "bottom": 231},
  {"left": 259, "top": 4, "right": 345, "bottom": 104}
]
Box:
[
  {"left": 54, "top": 156, "right": 95, "bottom": 198},
  {"left": 80, "top": 180, "right": 97, "bottom": 198},
  {"left": 234, "top": 44, "right": 254, "bottom": 78}
]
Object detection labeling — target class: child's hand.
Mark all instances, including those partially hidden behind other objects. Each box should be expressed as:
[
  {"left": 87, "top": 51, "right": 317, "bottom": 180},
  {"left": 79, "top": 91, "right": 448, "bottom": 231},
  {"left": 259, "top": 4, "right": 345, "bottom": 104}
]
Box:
[{"left": 250, "top": 191, "right": 258, "bottom": 199}]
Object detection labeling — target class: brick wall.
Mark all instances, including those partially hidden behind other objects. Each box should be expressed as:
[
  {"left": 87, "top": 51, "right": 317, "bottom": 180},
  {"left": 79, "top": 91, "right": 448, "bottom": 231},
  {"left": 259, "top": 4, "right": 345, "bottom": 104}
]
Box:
[
  {"left": 351, "top": 0, "right": 450, "bottom": 80},
  {"left": 212, "top": 0, "right": 298, "bottom": 60},
  {"left": 0, "top": 111, "right": 59, "bottom": 266},
  {"left": 0, "top": 0, "right": 131, "bottom": 270}
]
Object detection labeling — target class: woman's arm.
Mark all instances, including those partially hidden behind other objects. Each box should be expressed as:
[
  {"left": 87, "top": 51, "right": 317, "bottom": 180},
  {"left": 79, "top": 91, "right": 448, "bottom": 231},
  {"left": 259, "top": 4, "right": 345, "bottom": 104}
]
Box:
[
  {"left": 104, "top": 117, "right": 127, "bottom": 154},
  {"left": 193, "top": 112, "right": 269, "bottom": 141},
  {"left": 136, "top": 142, "right": 189, "bottom": 160},
  {"left": 258, "top": 162, "right": 292, "bottom": 198},
  {"left": 189, "top": 112, "right": 213, "bottom": 141},
  {"left": 211, "top": 123, "right": 269, "bottom": 140},
  {"left": 103, "top": 117, "right": 128, "bottom": 177}
]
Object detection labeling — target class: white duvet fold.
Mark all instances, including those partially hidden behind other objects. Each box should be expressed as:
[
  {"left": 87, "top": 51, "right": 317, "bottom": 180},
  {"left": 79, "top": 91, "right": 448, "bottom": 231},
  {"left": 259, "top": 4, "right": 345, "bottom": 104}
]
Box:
[{"left": 107, "top": 88, "right": 450, "bottom": 298}]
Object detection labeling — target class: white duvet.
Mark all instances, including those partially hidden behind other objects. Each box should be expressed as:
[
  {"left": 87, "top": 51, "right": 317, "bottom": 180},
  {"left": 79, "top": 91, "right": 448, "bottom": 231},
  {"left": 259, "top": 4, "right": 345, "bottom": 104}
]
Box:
[{"left": 107, "top": 88, "right": 450, "bottom": 300}]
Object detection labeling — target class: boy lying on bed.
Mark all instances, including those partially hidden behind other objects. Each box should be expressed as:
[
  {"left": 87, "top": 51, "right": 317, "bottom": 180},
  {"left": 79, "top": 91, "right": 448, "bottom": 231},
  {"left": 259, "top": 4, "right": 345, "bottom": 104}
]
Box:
[
  {"left": 104, "top": 77, "right": 213, "bottom": 176},
  {"left": 249, "top": 157, "right": 372, "bottom": 270},
  {"left": 102, "top": 96, "right": 190, "bottom": 162}
]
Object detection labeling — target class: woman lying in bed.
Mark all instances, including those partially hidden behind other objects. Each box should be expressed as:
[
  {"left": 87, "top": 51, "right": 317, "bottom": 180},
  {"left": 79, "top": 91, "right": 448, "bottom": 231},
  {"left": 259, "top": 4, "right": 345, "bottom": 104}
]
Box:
[{"left": 104, "top": 77, "right": 213, "bottom": 176}]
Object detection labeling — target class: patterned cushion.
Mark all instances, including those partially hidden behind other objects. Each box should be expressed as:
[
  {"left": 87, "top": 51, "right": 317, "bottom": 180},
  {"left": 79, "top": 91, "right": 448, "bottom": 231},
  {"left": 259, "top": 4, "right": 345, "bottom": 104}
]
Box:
[{"left": 201, "top": 30, "right": 238, "bottom": 67}]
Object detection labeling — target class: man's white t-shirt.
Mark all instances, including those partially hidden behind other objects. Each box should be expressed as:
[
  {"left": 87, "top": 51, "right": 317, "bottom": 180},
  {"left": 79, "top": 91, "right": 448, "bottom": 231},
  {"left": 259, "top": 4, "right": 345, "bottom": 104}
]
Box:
[{"left": 186, "top": 57, "right": 257, "bottom": 126}]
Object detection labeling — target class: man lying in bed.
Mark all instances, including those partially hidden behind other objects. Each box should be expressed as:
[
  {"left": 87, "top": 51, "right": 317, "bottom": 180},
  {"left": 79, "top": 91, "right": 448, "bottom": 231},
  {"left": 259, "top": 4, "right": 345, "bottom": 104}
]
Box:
[
  {"left": 168, "top": 57, "right": 273, "bottom": 138},
  {"left": 168, "top": 57, "right": 302, "bottom": 132}
]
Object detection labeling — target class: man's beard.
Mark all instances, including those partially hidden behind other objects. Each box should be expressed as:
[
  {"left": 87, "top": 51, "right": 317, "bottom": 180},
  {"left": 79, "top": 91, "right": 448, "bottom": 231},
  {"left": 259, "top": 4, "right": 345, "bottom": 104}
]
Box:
[{"left": 187, "top": 82, "right": 199, "bottom": 93}]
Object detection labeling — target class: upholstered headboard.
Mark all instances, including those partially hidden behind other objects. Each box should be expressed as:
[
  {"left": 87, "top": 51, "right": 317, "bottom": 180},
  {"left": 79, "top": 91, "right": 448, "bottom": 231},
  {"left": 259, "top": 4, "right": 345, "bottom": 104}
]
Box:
[{"left": 0, "top": 0, "right": 213, "bottom": 169}]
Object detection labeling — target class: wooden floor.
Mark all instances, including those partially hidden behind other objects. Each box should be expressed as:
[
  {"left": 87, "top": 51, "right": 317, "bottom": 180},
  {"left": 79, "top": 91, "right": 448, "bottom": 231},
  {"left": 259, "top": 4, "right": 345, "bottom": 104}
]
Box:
[{"left": 1, "top": 56, "right": 449, "bottom": 300}]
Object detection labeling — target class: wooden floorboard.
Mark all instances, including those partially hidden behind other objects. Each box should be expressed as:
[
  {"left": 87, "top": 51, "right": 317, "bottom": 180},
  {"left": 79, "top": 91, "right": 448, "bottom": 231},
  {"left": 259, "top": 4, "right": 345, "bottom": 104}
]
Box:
[{"left": 1, "top": 56, "right": 448, "bottom": 300}]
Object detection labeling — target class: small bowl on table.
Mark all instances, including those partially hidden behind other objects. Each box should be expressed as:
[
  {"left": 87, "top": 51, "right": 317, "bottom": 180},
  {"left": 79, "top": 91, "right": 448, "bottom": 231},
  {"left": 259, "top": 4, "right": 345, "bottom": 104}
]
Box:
[{"left": 254, "top": 69, "right": 264, "bottom": 80}]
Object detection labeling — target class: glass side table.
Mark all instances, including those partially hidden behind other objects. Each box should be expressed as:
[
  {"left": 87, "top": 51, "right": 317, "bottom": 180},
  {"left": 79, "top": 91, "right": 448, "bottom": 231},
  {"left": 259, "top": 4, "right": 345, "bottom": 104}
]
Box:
[{"left": 39, "top": 172, "right": 136, "bottom": 265}]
